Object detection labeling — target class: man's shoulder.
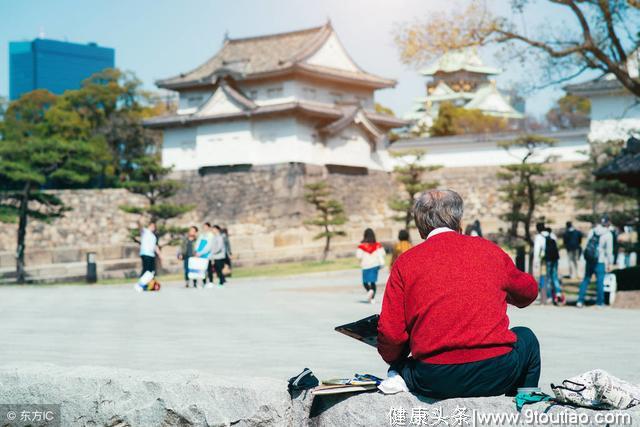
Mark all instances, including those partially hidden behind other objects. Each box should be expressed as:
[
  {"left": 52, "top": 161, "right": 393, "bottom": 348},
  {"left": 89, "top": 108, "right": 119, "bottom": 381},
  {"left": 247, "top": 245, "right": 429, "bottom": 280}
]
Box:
[{"left": 399, "top": 233, "right": 501, "bottom": 257}]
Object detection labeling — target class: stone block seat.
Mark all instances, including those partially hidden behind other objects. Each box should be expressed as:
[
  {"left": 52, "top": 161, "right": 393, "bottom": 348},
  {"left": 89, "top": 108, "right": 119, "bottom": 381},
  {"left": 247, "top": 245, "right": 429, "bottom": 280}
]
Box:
[{"left": 1, "top": 364, "right": 638, "bottom": 426}]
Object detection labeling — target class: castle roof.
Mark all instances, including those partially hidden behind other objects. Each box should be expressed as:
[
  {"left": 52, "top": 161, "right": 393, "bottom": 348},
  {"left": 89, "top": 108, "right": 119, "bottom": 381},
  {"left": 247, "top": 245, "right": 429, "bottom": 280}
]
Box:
[
  {"left": 464, "top": 84, "right": 523, "bottom": 119},
  {"left": 565, "top": 48, "right": 639, "bottom": 96},
  {"left": 144, "top": 97, "right": 407, "bottom": 130},
  {"left": 596, "top": 137, "right": 640, "bottom": 187},
  {"left": 422, "top": 48, "right": 501, "bottom": 76},
  {"left": 157, "top": 22, "right": 396, "bottom": 90}
]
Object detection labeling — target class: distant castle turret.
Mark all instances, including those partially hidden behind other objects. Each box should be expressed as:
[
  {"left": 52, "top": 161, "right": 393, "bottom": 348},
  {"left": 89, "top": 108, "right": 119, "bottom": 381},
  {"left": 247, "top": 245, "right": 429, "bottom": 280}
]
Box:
[{"left": 404, "top": 48, "right": 524, "bottom": 135}]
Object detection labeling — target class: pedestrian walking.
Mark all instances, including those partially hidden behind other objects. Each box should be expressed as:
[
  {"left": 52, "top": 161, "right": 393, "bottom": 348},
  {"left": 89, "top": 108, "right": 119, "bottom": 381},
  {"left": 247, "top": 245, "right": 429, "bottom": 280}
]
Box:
[
  {"left": 221, "top": 226, "right": 232, "bottom": 276},
  {"left": 391, "top": 229, "right": 412, "bottom": 266},
  {"left": 178, "top": 225, "right": 198, "bottom": 288},
  {"left": 210, "top": 225, "right": 227, "bottom": 287},
  {"left": 544, "top": 227, "right": 564, "bottom": 305},
  {"left": 562, "top": 221, "right": 583, "bottom": 279},
  {"left": 464, "top": 219, "right": 483, "bottom": 237},
  {"left": 577, "top": 217, "right": 614, "bottom": 308},
  {"left": 138, "top": 219, "right": 160, "bottom": 277},
  {"left": 356, "top": 228, "right": 385, "bottom": 304},
  {"left": 533, "top": 223, "right": 562, "bottom": 304}
]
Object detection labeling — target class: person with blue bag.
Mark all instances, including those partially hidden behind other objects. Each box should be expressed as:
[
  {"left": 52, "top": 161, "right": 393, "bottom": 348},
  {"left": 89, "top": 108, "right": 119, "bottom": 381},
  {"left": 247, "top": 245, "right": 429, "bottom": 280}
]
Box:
[{"left": 577, "top": 216, "right": 614, "bottom": 308}]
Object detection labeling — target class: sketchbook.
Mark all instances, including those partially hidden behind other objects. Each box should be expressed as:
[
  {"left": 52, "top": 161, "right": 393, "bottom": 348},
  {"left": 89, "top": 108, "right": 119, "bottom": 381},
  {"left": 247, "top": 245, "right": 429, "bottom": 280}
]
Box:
[{"left": 334, "top": 314, "right": 379, "bottom": 347}]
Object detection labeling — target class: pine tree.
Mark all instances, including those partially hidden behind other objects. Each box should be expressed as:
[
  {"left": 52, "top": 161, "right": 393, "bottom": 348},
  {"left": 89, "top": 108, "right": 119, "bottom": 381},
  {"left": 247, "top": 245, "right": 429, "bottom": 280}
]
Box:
[
  {"left": 389, "top": 149, "right": 441, "bottom": 229},
  {"left": 119, "top": 156, "right": 193, "bottom": 247},
  {"left": 496, "top": 135, "right": 560, "bottom": 273},
  {"left": 304, "top": 181, "right": 347, "bottom": 262},
  {"left": 0, "top": 90, "right": 100, "bottom": 283}
]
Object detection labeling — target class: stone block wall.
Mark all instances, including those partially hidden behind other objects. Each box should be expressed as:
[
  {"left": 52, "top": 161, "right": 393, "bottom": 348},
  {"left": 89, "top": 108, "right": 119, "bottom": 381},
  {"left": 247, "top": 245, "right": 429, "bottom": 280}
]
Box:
[
  {"left": 0, "top": 162, "right": 589, "bottom": 273},
  {"left": 0, "top": 190, "right": 144, "bottom": 270}
]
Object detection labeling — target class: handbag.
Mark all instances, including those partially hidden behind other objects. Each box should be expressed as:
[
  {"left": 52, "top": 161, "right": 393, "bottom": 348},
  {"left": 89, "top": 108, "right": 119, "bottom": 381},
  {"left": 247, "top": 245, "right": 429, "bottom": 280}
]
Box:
[
  {"left": 552, "top": 369, "right": 640, "bottom": 410},
  {"left": 188, "top": 257, "right": 209, "bottom": 279},
  {"left": 222, "top": 263, "right": 232, "bottom": 276}
]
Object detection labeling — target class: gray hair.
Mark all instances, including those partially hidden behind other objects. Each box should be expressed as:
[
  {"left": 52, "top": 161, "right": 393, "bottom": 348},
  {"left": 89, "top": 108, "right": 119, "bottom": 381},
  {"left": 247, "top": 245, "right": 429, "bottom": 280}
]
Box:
[{"left": 413, "top": 189, "right": 464, "bottom": 238}]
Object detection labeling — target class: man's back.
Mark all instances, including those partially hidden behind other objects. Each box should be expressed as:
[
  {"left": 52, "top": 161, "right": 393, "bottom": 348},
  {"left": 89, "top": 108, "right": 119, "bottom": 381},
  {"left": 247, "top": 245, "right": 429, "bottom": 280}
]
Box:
[
  {"left": 378, "top": 231, "right": 537, "bottom": 365},
  {"left": 564, "top": 228, "right": 582, "bottom": 251}
]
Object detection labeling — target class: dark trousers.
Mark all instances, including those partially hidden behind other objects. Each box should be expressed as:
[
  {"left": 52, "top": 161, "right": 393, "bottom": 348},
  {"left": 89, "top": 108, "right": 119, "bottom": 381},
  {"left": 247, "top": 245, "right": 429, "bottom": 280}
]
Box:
[
  {"left": 213, "top": 259, "right": 226, "bottom": 285},
  {"left": 140, "top": 255, "right": 155, "bottom": 276},
  {"left": 206, "top": 260, "right": 214, "bottom": 284},
  {"left": 362, "top": 282, "right": 377, "bottom": 298},
  {"left": 393, "top": 327, "right": 540, "bottom": 399}
]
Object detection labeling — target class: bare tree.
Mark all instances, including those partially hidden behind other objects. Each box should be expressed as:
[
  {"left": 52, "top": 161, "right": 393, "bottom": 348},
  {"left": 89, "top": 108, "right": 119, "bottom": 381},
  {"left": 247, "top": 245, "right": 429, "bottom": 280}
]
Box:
[{"left": 395, "top": 1, "right": 640, "bottom": 96}]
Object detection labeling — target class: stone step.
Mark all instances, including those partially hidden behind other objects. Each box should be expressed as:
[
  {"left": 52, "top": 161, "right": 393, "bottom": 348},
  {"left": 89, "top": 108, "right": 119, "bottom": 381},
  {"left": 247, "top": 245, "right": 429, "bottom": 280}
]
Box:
[{"left": 0, "top": 258, "right": 146, "bottom": 283}]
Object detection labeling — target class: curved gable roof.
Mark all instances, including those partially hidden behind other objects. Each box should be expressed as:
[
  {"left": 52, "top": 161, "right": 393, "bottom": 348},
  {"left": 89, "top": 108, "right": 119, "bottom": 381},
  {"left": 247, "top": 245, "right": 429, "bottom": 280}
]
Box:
[{"left": 157, "top": 22, "right": 395, "bottom": 90}]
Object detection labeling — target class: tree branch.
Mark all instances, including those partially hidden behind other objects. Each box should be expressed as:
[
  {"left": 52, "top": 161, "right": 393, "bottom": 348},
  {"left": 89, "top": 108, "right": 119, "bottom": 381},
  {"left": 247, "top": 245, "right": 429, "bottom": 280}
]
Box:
[
  {"left": 494, "top": 29, "right": 587, "bottom": 57},
  {"left": 597, "top": 0, "right": 627, "bottom": 63}
]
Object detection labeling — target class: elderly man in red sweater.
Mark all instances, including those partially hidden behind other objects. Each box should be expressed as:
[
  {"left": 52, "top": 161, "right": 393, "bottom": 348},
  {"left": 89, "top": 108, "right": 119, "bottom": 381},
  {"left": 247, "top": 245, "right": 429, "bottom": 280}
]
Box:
[{"left": 378, "top": 189, "right": 539, "bottom": 398}]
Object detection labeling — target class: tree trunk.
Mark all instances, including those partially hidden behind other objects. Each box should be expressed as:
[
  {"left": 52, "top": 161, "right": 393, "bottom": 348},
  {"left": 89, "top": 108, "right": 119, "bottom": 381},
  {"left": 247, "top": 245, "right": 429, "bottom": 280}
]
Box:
[
  {"left": 405, "top": 190, "right": 415, "bottom": 230},
  {"left": 524, "top": 178, "right": 536, "bottom": 275},
  {"left": 322, "top": 221, "right": 330, "bottom": 262},
  {"left": 16, "top": 183, "right": 31, "bottom": 284},
  {"left": 405, "top": 208, "right": 412, "bottom": 230}
]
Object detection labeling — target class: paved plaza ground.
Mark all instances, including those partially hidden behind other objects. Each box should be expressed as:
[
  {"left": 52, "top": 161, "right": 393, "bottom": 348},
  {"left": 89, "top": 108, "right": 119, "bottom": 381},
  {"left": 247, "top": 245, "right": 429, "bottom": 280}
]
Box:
[{"left": 1, "top": 269, "right": 639, "bottom": 392}]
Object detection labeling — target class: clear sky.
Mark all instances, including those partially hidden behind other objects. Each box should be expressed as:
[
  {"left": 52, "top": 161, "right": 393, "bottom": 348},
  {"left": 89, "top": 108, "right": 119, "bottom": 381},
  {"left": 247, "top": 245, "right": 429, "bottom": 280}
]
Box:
[{"left": 0, "top": 0, "right": 591, "bottom": 117}]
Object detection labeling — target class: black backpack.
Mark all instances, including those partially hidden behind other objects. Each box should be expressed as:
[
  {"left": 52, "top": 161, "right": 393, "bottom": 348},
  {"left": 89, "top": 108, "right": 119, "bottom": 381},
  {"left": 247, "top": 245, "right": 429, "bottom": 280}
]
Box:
[
  {"left": 544, "top": 236, "right": 560, "bottom": 261},
  {"left": 584, "top": 233, "right": 600, "bottom": 263}
]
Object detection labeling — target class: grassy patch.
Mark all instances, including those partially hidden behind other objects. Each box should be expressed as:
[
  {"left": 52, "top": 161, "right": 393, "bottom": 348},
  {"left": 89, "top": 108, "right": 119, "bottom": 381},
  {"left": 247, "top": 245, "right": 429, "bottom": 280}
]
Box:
[
  {"left": 231, "top": 257, "right": 361, "bottom": 279},
  {"left": 7, "top": 256, "right": 364, "bottom": 286}
]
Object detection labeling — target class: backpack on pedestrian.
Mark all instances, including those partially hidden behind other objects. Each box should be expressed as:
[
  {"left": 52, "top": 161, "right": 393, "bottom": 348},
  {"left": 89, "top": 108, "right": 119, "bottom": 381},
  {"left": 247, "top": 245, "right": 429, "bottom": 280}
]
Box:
[
  {"left": 584, "top": 233, "right": 600, "bottom": 264},
  {"left": 544, "top": 236, "right": 560, "bottom": 262}
]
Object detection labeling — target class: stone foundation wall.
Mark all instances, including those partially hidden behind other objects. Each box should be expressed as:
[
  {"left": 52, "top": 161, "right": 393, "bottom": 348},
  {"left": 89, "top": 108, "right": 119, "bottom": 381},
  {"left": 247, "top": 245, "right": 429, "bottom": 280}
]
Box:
[{"left": 0, "top": 162, "right": 588, "bottom": 272}]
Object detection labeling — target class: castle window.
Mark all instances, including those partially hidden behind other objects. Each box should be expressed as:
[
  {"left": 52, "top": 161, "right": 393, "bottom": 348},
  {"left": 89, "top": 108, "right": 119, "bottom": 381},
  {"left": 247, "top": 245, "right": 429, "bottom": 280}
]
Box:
[
  {"left": 266, "top": 86, "right": 283, "bottom": 99},
  {"left": 303, "top": 87, "right": 317, "bottom": 100},
  {"left": 186, "top": 95, "right": 203, "bottom": 107}
]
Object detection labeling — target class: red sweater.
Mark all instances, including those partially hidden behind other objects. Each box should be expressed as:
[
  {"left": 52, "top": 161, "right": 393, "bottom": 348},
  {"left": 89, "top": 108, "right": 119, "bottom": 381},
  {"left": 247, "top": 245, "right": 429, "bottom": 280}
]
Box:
[{"left": 378, "top": 231, "right": 537, "bottom": 365}]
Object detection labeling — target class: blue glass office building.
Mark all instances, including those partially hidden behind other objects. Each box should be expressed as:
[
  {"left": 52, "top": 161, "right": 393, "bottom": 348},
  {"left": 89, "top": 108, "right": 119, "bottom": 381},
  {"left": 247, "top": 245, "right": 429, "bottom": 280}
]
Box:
[{"left": 9, "top": 39, "right": 115, "bottom": 100}]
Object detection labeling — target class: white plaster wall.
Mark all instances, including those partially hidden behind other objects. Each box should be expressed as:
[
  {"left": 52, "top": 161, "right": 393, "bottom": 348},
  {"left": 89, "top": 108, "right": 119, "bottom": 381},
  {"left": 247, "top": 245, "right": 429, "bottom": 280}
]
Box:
[
  {"left": 196, "top": 121, "right": 254, "bottom": 166},
  {"left": 589, "top": 93, "right": 640, "bottom": 142},
  {"left": 237, "top": 80, "right": 297, "bottom": 105},
  {"left": 304, "top": 32, "right": 360, "bottom": 72},
  {"left": 192, "top": 117, "right": 319, "bottom": 167},
  {"left": 197, "top": 89, "right": 243, "bottom": 116},
  {"left": 396, "top": 138, "right": 589, "bottom": 168},
  {"left": 292, "top": 79, "right": 374, "bottom": 108},
  {"left": 324, "top": 126, "right": 386, "bottom": 170},
  {"left": 590, "top": 94, "right": 640, "bottom": 121},
  {"left": 162, "top": 127, "right": 198, "bottom": 170},
  {"left": 177, "top": 89, "right": 213, "bottom": 114},
  {"left": 237, "top": 78, "right": 375, "bottom": 109},
  {"left": 162, "top": 117, "right": 389, "bottom": 171}
]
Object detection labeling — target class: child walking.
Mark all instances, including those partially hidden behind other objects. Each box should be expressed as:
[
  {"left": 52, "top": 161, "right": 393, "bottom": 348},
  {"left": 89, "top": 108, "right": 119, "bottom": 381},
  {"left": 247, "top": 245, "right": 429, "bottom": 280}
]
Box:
[
  {"left": 391, "top": 229, "right": 412, "bottom": 266},
  {"left": 356, "top": 228, "right": 386, "bottom": 304}
]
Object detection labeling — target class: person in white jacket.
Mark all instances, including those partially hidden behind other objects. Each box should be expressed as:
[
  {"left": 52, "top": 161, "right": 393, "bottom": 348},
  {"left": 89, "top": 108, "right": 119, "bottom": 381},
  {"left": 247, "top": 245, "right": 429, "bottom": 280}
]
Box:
[
  {"left": 356, "top": 228, "right": 386, "bottom": 303},
  {"left": 532, "top": 222, "right": 561, "bottom": 304}
]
